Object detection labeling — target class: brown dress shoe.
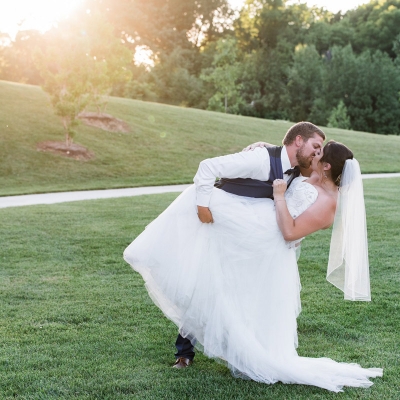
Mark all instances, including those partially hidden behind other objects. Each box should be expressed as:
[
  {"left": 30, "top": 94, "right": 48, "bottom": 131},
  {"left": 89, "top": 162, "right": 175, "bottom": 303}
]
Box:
[{"left": 172, "top": 357, "right": 192, "bottom": 369}]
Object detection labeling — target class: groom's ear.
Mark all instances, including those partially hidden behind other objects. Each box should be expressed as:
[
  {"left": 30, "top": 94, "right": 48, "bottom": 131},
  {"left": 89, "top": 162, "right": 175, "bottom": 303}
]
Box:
[{"left": 294, "top": 135, "right": 304, "bottom": 147}]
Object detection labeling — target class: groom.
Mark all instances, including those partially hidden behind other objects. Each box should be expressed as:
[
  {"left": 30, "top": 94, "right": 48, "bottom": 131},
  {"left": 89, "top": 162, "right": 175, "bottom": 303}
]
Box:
[{"left": 173, "top": 121, "right": 326, "bottom": 368}]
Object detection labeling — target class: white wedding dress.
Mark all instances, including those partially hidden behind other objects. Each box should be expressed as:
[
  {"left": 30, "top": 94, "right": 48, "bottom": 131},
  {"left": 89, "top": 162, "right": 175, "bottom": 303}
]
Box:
[{"left": 124, "top": 177, "right": 382, "bottom": 392}]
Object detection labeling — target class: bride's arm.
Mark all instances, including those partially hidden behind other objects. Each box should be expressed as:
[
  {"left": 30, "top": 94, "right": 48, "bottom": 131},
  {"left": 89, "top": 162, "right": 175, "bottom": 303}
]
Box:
[
  {"left": 273, "top": 180, "right": 336, "bottom": 241},
  {"left": 242, "top": 142, "right": 273, "bottom": 151}
]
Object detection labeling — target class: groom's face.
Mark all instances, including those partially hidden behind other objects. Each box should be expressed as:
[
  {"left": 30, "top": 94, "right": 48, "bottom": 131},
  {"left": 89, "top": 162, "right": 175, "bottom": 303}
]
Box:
[{"left": 296, "top": 134, "right": 323, "bottom": 169}]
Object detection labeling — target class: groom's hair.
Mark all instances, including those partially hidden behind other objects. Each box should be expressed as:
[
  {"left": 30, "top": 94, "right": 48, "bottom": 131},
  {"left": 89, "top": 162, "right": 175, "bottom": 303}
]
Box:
[{"left": 283, "top": 122, "right": 325, "bottom": 145}]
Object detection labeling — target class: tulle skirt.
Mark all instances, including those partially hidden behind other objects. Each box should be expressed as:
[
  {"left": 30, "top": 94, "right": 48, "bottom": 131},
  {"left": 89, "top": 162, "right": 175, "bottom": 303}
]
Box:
[{"left": 124, "top": 185, "right": 382, "bottom": 392}]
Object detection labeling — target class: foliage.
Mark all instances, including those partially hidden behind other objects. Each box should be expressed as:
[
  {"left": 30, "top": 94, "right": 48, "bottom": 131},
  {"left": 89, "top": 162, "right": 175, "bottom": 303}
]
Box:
[
  {"left": 327, "top": 100, "right": 351, "bottom": 130},
  {"left": 201, "top": 38, "right": 244, "bottom": 113},
  {"left": 0, "top": 30, "right": 44, "bottom": 85},
  {"left": 305, "top": 13, "right": 355, "bottom": 55},
  {"left": 83, "top": 0, "right": 231, "bottom": 53},
  {"left": 124, "top": 80, "right": 158, "bottom": 102},
  {"left": 34, "top": 12, "right": 132, "bottom": 146},
  {"left": 34, "top": 38, "right": 92, "bottom": 146},
  {"left": 2, "top": 0, "right": 400, "bottom": 134},
  {"left": 320, "top": 46, "right": 400, "bottom": 134},
  {"left": 346, "top": 0, "right": 400, "bottom": 57},
  {"left": 149, "top": 47, "right": 208, "bottom": 107},
  {"left": 234, "top": 38, "right": 292, "bottom": 120},
  {"left": 392, "top": 32, "right": 400, "bottom": 64},
  {"left": 286, "top": 44, "right": 323, "bottom": 122}
]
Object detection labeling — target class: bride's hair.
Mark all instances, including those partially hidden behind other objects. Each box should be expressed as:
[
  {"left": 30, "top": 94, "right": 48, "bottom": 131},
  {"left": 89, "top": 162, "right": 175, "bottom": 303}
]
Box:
[{"left": 320, "top": 140, "right": 353, "bottom": 186}]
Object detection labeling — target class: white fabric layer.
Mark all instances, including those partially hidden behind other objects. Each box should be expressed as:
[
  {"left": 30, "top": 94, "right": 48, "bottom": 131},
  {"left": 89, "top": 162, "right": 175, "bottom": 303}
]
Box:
[
  {"left": 327, "top": 159, "right": 371, "bottom": 301},
  {"left": 193, "top": 146, "right": 291, "bottom": 207},
  {"left": 124, "top": 178, "right": 382, "bottom": 392}
]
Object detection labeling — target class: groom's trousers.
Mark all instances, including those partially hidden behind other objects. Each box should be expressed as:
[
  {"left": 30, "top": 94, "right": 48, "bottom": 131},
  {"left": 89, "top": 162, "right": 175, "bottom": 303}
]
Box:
[{"left": 175, "top": 333, "right": 196, "bottom": 360}]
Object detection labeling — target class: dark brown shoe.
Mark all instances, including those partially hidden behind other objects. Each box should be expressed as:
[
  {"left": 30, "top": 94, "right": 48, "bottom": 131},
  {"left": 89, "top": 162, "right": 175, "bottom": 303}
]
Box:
[{"left": 172, "top": 357, "right": 192, "bottom": 369}]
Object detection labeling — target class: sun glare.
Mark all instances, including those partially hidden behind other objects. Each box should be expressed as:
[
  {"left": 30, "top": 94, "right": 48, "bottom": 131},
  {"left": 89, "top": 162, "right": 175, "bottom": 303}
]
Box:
[
  {"left": 0, "top": 0, "right": 84, "bottom": 37},
  {"left": 134, "top": 45, "right": 155, "bottom": 70},
  {"left": 0, "top": 0, "right": 371, "bottom": 40}
]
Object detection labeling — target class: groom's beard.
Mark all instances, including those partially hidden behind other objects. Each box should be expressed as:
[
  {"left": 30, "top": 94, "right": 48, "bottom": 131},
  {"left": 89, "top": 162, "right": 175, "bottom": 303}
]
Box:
[{"left": 296, "top": 144, "right": 313, "bottom": 169}]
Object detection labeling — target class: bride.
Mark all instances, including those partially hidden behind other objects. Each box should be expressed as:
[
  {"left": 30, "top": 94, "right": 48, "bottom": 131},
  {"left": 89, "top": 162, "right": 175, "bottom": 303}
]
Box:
[{"left": 123, "top": 135, "right": 382, "bottom": 392}]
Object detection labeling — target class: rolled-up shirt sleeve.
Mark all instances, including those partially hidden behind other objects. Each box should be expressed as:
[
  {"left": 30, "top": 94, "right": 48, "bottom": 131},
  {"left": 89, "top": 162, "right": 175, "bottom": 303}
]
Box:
[{"left": 193, "top": 147, "right": 270, "bottom": 207}]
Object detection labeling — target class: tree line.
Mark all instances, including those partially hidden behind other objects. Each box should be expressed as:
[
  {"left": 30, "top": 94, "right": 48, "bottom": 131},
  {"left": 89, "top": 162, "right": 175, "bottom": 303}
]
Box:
[{"left": 1, "top": 0, "right": 400, "bottom": 135}]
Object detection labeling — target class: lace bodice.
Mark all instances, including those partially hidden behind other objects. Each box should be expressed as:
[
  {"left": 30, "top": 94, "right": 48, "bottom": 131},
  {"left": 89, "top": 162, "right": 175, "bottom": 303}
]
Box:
[
  {"left": 282, "top": 177, "right": 318, "bottom": 249},
  {"left": 285, "top": 177, "right": 318, "bottom": 219}
]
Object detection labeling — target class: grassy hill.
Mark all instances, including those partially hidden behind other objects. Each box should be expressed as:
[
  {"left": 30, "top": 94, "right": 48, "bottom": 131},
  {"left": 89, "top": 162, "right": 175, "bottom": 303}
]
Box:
[{"left": 1, "top": 80, "right": 400, "bottom": 196}]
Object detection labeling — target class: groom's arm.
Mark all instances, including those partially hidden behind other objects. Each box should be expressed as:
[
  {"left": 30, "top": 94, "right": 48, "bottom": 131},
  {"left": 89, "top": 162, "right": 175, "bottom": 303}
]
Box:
[
  {"left": 194, "top": 149, "right": 267, "bottom": 223},
  {"left": 194, "top": 147, "right": 270, "bottom": 212}
]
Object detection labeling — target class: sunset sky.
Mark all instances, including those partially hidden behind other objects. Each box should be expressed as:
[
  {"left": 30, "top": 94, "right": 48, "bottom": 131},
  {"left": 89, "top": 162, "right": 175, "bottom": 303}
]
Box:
[{"left": 0, "top": 0, "right": 371, "bottom": 38}]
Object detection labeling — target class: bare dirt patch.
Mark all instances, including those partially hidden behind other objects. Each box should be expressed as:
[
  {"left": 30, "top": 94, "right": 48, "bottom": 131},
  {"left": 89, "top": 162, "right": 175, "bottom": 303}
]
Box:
[
  {"left": 78, "top": 112, "right": 130, "bottom": 133},
  {"left": 37, "top": 141, "right": 94, "bottom": 161}
]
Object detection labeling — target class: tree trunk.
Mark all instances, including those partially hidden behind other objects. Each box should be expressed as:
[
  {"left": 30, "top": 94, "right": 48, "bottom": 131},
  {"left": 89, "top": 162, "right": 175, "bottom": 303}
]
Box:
[
  {"left": 225, "top": 94, "right": 227, "bottom": 113},
  {"left": 63, "top": 117, "right": 71, "bottom": 147}
]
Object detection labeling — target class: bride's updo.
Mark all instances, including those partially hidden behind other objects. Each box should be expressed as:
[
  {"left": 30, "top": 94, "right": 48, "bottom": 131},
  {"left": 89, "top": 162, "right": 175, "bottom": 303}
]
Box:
[{"left": 320, "top": 140, "right": 354, "bottom": 186}]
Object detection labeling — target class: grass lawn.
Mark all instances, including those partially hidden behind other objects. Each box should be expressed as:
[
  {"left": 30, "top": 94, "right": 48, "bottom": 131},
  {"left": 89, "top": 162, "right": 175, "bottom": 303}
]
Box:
[
  {"left": 1, "top": 80, "right": 400, "bottom": 196},
  {"left": 0, "top": 178, "right": 399, "bottom": 399}
]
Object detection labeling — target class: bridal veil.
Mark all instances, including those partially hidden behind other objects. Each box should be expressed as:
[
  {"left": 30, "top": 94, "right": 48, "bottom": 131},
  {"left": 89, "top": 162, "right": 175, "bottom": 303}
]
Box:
[{"left": 327, "top": 159, "right": 371, "bottom": 301}]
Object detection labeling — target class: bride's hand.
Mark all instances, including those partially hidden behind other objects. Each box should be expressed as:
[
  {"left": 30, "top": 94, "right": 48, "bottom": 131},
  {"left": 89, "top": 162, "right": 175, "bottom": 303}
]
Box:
[
  {"left": 273, "top": 179, "right": 287, "bottom": 198},
  {"left": 242, "top": 142, "right": 272, "bottom": 152},
  {"left": 197, "top": 206, "right": 214, "bottom": 223}
]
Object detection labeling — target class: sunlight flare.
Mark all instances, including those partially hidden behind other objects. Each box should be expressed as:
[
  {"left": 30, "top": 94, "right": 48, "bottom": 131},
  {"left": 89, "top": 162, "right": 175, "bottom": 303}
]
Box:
[{"left": 0, "top": 0, "right": 84, "bottom": 37}]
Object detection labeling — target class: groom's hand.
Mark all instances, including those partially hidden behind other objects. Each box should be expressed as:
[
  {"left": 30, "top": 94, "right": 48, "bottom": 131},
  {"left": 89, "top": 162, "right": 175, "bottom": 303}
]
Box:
[{"left": 197, "top": 206, "right": 214, "bottom": 223}]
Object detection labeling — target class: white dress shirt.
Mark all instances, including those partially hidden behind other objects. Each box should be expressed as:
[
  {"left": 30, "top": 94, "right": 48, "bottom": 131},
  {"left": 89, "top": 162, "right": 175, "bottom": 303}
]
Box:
[{"left": 194, "top": 146, "right": 292, "bottom": 207}]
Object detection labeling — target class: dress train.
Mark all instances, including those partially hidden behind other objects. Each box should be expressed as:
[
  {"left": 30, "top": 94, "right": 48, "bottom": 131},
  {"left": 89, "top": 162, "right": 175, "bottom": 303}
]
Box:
[{"left": 124, "top": 181, "right": 382, "bottom": 392}]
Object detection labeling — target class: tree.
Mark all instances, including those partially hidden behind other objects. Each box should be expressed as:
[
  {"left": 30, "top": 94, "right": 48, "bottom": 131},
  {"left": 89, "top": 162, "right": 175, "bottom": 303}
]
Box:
[
  {"left": 83, "top": 0, "right": 231, "bottom": 54},
  {"left": 233, "top": 0, "right": 327, "bottom": 120},
  {"left": 346, "top": 0, "right": 400, "bottom": 58},
  {"left": 393, "top": 32, "right": 400, "bottom": 65},
  {"left": 148, "top": 47, "right": 207, "bottom": 107},
  {"left": 286, "top": 44, "right": 323, "bottom": 122},
  {"left": 237, "top": 41, "right": 291, "bottom": 119},
  {"left": 35, "top": 12, "right": 132, "bottom": 146},
  {"left": 327, "top": 100, "right": 351, "bottom": 129},
  {"left": 0, "top": 30, "right": 44, "bottom": 84},
  {"left": 306, "top": 14, "right": 355, "bottom": 55},
  {"left": 309, "top": 45, "right": 400, "bottom": 134},
  {"left": 201, "top": 38, "right": 243, "bottom": 113}
]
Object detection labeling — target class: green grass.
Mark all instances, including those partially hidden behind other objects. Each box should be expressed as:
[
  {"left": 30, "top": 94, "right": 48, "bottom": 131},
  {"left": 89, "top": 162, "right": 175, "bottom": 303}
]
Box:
[
  {"left": 0, "top": 178, "right": 399, "bottom": 399},
  {"left": 1, "top": 80, "right": 400, "bottom": 196}
]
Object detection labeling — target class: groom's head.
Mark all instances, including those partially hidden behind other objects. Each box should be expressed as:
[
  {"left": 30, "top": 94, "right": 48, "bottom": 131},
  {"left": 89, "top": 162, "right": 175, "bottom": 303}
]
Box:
[{"left": 283, "top": 122, "right": 325, "bottom": 169}]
